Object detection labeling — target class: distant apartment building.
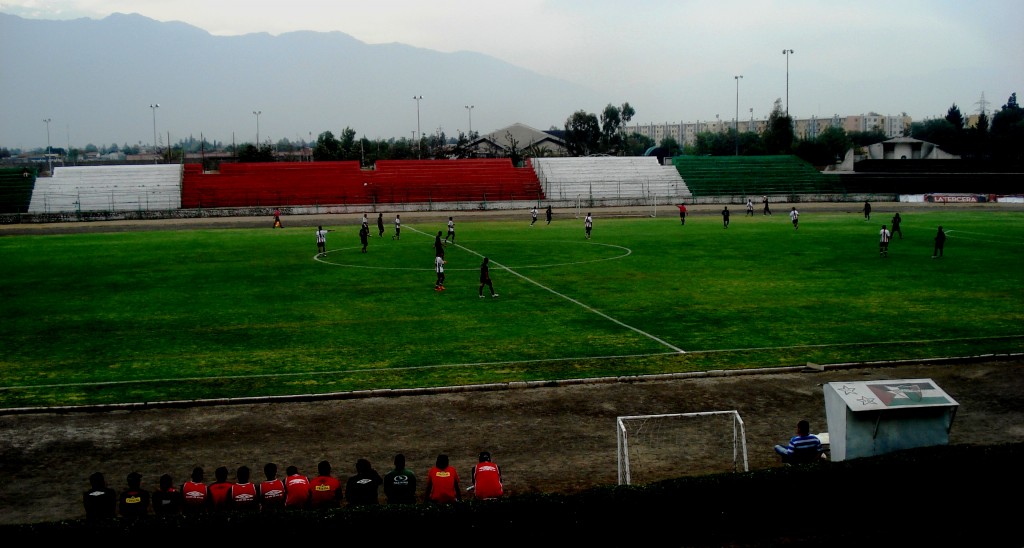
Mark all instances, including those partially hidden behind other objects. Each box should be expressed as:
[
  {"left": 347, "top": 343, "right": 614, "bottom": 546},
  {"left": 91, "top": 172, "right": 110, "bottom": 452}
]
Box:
[{"left": 631, "top": 113, "right": 911, "bottom": 147}]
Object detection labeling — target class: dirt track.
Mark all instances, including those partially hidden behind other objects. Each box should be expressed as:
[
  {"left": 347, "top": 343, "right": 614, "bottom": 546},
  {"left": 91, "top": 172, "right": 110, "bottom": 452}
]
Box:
[{"left": 2, "top": 357, "right": 1023, "bottom": 526}]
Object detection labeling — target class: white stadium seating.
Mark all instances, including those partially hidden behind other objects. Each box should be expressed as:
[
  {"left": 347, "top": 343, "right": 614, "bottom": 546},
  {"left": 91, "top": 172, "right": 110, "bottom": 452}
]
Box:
[
  {"left": 28, "top": 164, "right": 182, "bottom": 213},
  {"left": 532, "top": 157, "right": 691, "bottom": 201}
]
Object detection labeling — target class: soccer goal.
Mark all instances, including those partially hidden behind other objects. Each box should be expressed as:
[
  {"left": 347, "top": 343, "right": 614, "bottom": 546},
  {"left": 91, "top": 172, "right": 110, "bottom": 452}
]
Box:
[
  {"left": 616, "top": 410, "right": 749, "bottom": 486},
  {"left": 642, "top": 185, "right": 658, "bottom": 218}
]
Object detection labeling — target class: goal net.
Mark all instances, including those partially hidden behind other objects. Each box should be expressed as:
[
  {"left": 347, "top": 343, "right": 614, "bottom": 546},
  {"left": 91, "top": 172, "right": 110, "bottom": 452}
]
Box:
[{"left": 616, "top": 410, "right": 749, "bottom": 486}]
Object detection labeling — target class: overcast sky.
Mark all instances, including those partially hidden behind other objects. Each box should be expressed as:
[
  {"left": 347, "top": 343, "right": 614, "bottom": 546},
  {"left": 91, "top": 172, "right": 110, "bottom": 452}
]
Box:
[{"left": 2, "top": 0, "right": 1022, "bottom": 147}]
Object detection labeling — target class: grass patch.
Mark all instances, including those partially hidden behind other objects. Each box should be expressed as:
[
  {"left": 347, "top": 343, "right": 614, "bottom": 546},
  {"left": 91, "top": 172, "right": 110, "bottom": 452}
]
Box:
[{"left": 1, "top": 209, "right": 1022, "bottom": 408}]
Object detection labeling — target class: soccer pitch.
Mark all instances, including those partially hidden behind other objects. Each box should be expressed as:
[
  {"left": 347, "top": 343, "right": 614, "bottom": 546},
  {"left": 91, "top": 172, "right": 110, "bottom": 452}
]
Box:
[{"left": 1, "top": 209, "right": 1022, "bottom": 409}]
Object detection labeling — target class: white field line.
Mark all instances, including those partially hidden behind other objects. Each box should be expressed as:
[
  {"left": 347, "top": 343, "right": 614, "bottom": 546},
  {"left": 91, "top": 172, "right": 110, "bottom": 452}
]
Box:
[
  {"left": 3, "top": 335, "right": 1021, "bottom": 391},
  {"left": 407, "top": 226, "right": 686, "bottom": 354},
  {"left": 944, "top": 229, "right": 1024, "bottom": 245}
]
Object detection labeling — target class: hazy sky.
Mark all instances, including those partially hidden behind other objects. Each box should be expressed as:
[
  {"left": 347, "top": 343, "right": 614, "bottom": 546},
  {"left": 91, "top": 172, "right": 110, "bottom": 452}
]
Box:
[{"left": 2, "top": 0, "right": 1023, "bottom": 148}]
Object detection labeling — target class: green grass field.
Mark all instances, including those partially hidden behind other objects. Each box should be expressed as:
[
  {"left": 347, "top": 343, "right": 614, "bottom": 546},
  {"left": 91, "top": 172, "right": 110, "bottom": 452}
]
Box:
[{"left": 2, "top": 209, "right": 1022, "bottom": 409}]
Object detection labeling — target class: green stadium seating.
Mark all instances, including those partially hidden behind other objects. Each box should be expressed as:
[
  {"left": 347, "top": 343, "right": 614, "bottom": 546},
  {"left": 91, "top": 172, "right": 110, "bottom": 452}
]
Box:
[{"left": 672, "top": 155, "right": 842, "bottom": 197}]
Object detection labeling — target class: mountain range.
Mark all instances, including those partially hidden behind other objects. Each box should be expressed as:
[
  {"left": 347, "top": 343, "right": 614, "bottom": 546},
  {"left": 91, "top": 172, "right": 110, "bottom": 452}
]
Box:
[{"left": 0, "top": 12, "right": 604, "bottom": 150}]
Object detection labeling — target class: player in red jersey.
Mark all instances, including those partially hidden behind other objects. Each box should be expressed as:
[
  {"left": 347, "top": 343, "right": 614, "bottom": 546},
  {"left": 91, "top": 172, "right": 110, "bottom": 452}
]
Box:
[
  {"left": 424, "top": 453, "right": 461, "bottom": 504},
  {"left": 259, "top": 462, "right": 286, "bottom": 512},
  {"left": 309, "top": 460, "right": 343, "bottom": 509},
  {"left": 207, "top": 466, "right": 233, "bottom": 512},
  {"left": 284, "top": 465, "right": 311, "bottom": 510},
  {"left": 471, "top": 451, "right": 504, "bottom": 500},
  {"left": 228, "top": 465, "right": 259, "bottom": 512},
  {"left": 181, "top": 467, "right": 209, "bottom": 513}
]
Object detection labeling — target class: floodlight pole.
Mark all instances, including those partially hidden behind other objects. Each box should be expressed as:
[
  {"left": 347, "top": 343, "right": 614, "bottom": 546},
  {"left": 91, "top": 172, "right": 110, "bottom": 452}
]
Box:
[
  {"left": 43, "top": 118, "right": 52, "bottom": 174},
  {"left": 782, "top": 49, "right": 794, "bottom": 116},
  {"left": 734, "top": 75, "right": 743, "bottom": 156},
  {"left": 253, "top": 110, "right": 262, "bottom": 148},
  {"left": 149, "top": 104, "right": 159, "bottom": 163},
  {"left": 413, "top": 96, "right": 423, "bottom": 158}
]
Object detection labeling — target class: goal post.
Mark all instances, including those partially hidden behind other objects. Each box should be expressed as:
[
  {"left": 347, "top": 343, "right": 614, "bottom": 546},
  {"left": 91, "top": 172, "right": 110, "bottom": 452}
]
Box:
[{"left": 616, "top": 410, "right": 749, "bottom": 486}]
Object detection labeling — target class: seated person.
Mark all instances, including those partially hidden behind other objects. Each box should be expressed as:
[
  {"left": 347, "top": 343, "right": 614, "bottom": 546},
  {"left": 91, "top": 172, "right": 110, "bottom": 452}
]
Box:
[{"left": 774, "top": 419, "right": 824, "bottom": 464}]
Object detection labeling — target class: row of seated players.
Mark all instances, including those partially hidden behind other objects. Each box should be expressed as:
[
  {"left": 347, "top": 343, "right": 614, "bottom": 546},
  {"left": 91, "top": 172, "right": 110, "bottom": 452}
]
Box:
[{"left": 83, "top": 452, "right": 502, "bottom": 521}]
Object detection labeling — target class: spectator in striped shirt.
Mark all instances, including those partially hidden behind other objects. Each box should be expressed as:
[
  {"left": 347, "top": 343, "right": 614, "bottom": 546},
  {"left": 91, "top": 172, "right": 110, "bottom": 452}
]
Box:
[{"left": 774, "top": 420, "right": 823, "bottom": 464}]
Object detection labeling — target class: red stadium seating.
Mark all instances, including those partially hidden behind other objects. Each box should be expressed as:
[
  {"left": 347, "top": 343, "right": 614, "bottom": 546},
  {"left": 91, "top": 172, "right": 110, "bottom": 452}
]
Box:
[{"left": 181, "top": 159, "right": 543, "bottom": 208}]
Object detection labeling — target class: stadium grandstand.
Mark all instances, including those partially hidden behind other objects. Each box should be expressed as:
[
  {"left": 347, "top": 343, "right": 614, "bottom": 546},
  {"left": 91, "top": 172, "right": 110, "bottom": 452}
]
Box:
[{"left": 4, "top": 154, "right": 1017, "bottom": 222}]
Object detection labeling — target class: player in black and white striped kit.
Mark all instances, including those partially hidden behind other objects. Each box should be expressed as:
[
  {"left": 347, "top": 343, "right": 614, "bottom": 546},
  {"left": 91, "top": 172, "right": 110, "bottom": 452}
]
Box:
[
  {"left": 879, "top": 224, "right": 891, "bottom": 258},
  {"left": 434, "top": 231, "right": 446, "bottom": 291},
  {"left": 444, "top": 217, "right": 455, "bottom": 244}
]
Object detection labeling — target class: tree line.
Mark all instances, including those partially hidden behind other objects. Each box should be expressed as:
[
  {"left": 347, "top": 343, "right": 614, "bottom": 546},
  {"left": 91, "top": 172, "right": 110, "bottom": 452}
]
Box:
[{"left": 6, "top": 93, "right": 1020, "bottom": 167}]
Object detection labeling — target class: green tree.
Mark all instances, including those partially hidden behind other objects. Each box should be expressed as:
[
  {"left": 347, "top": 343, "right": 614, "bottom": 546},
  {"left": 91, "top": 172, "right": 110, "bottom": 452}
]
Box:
[
  {"left": 817, "top": 126, "right": 851, "bottom": 163},
  {"left": 620, "top": 102, "right": 636, "bottom": 154},
  {"left": 338, "top": 127, "right": 358, "bottom": 160},
  {"left": 693, "top": 130, "right": 734, "bottom": 156},
  {"left": 276, "top": 138, "right": 295, "bottom": 153},
  {"left": 761, "top": 99, "right": 794, "bottom": 154},
  {"left": 450, "top": 132, "right": 473, "bottom": 159},
  {"left": 237, "top": 143, "right": 274, "bottom": 162},
  {"left": 657, "top": 136, "right": 681, "bottom": 157},
  {"left": 911, "top": 118, "right": 958, "bottom": 152},
  {"left": 945, "top": 104, "right": 965, "bottom": 129},
  {"left": 942, "top": 104, "right": 966, "bottom": 154},
  {"left": 564, "top": 110, "right": 601, "bottom": 156},
  {"left": 990, "top": 92, "right": 1024, "bottom": 161},
  {"left": 596, "top": 102, "right": 636, "bottom": 155},
  {"left": 737, "top": 131, "right": 766, "bottom": 156},
  {"left": 599, "top": 103, "right": 623, "bottom": 153},
  {"left": 313, "top": 131, "right": 341, "bottom": 161},
  {"left": 847, "top": 129, "right": 888, "bottom": 147},
  {"left": 622, "top": 132, "right": 654, "bottom": 156},
  {"left": 503, "top": 131, "right": 523, "bottom": 166},
  {"left": 966, "top": 111, "right": 990, "bottom": 159}
]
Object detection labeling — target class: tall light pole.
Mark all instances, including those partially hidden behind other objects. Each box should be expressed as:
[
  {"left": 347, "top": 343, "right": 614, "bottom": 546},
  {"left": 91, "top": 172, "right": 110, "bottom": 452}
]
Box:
[
  {"left": 43, "top": 118, "right": 52, "bottom": 174},
  {"left": 734, "top": 75, "right": 743, "bottom": 156},
  {"left": 413, "top": 96, "right": 423, "bottom": 158},
  {"left": 149, "top": 104, "right": 159, "bottom": 163},
  {"left": 464, "top": 105, "right": 474, "bottom": 136},
  {"left": 782, "top": 49, "right": 794, "bottom": 116},
  {"left": 253, "top": 110, "right": 262, "bottom": 148}
]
